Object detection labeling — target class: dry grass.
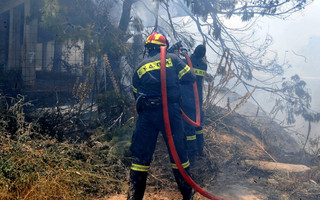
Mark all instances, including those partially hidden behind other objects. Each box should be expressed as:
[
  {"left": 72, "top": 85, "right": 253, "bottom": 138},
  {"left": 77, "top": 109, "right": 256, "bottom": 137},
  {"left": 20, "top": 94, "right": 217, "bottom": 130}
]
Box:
[
  {"left": 0, "top": 131, "right": 130, "bottom": 200},
  {"left": 0, "top": 92, "right": 135, "bottom": 200},
  {"left": 1, "top": 92, "right": 320, "bottom": 200}
]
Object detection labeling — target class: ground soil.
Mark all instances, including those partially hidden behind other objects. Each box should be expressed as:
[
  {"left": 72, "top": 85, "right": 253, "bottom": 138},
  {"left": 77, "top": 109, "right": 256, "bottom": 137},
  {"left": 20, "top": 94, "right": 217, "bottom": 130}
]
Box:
[{"left": 104, "top": 107, "right": 320, "bottom": 200}]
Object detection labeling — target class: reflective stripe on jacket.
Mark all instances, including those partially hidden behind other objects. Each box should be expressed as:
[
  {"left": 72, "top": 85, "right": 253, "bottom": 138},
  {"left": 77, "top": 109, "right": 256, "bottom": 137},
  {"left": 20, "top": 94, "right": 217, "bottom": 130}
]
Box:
[{"left": 132, "top": 51, "right": 196, "bottom": 102}]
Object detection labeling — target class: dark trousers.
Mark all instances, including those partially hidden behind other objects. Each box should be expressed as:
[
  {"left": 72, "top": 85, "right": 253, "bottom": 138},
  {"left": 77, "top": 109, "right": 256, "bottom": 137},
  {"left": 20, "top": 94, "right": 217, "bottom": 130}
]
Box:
[
  {"left": 182, "top": 106, "right": 197, "bottom": 163},
  {"left": 128, "top": 103, "right": 192, "bottom": 200},
  {"left": 195, "top": 107, "right": 204, "bottom": 155}
]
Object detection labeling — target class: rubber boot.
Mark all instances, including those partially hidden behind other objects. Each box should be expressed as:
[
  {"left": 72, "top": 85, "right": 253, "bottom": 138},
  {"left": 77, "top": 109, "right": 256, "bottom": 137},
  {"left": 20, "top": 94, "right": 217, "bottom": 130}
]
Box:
[
  {"left": 127, "top": 170, "right": 148, "bottom": 200},
  {"left": 172, "top": 168, "right": 193, "bottom": 200}
]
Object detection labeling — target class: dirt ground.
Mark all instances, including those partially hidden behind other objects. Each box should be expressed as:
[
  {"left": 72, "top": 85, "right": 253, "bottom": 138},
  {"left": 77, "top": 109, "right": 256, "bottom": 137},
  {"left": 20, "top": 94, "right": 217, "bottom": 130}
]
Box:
[{"left": 103, "top": 108, "right": 320, "bottom": 200}]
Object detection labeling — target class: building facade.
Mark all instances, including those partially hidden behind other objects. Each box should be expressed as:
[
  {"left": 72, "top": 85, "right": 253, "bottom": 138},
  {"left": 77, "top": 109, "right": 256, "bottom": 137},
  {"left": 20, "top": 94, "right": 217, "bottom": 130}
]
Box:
[
  {"left": 0, "top": 0, "right": 39, "bottom": 86},
  {"left": 0, "top": 0, "right": 84, "bottom": 89}
]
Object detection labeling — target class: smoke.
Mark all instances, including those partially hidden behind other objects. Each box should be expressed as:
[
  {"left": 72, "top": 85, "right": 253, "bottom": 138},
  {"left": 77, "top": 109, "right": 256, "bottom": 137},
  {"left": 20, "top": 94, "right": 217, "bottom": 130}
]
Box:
[{"left": 132, "top": 0, "right": 157, "bottom": 28}]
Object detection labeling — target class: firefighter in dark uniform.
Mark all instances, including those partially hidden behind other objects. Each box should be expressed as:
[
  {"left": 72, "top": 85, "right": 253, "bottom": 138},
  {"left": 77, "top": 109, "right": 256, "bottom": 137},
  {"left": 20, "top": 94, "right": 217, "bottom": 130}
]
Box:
[
  {"left": 180, "top": 63, "right": 197, "bottom": 163},
  {"left": 191, "top": 45, "right": 207, "bottom": 156},
  {"left": 181, "top": 45, "right": 207, "bottom": 158},
  {"left": 128, "top": 32, "right": 196, "bottom": 200}
]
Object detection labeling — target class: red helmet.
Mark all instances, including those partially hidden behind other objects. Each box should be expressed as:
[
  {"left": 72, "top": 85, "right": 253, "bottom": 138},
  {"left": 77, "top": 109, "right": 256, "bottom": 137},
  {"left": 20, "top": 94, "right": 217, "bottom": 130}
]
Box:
[{"left": 145, "top": 32, "right": 168, "bottom": 47}]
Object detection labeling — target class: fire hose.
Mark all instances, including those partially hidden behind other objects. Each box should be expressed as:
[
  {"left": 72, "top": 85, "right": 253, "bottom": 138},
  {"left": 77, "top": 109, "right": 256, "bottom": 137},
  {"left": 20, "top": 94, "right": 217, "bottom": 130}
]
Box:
[
  {"left": 160, "top": 46, "right": 228, "bottom": 200},
  {"left": 181, "top": 53, "right": 201, "bottom": 127},
  {"left": 168, "top": 41, "right": 200, "bottom": 127}
]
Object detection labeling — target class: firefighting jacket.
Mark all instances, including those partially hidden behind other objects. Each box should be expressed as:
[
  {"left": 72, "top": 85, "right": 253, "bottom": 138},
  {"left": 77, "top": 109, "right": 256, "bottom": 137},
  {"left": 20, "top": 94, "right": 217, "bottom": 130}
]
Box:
[{"left": 132, "top": 50, "right": 196, "bottom": 105}]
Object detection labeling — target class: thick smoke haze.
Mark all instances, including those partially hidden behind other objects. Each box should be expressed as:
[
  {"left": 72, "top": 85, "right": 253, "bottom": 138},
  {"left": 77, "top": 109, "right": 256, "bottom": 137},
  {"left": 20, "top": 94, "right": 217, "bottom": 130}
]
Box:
[
  {"left": 261, "top": 1, "right": 320, "bottom": 141},
  {"left": 127, "top": 0, "right": 320, "bottom": 143}
]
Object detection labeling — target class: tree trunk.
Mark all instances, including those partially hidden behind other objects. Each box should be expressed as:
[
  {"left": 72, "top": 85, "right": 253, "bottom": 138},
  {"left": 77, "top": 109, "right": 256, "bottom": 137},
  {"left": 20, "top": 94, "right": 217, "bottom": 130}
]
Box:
[
  {"left": 154, "top": 0, "right": 159, "bottom": 30},
  {"left": 52, "top": 39, "right": 63, "bottom": 72},
  {"left": 118, "top": 0, "right": 135, "bottom": 33}
]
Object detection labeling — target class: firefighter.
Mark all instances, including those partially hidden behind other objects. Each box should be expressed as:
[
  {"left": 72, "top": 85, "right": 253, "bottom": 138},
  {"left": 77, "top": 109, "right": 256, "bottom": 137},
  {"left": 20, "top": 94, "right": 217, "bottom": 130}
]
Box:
[
  {"left": 180, "top": 64, "right": 197, "bottom": 164},
  {"left": 128, "top": 31, "right": 196, "bottom": 200},
  {"left": 191, "top": 45, "right": 207, "bottom": 156},
  {"left": 181, "top": 45, "right": 207, "bottom": 158}
]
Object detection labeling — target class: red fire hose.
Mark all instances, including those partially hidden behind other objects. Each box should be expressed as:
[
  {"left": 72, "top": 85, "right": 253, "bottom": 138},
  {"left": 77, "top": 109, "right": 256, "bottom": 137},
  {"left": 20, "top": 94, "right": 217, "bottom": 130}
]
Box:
[
  {"left": 160, "top": 46, "right": 226, "bottom": 200},
  {"left": 181, "top": 53, "right": 201, "bottom": 127}
]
